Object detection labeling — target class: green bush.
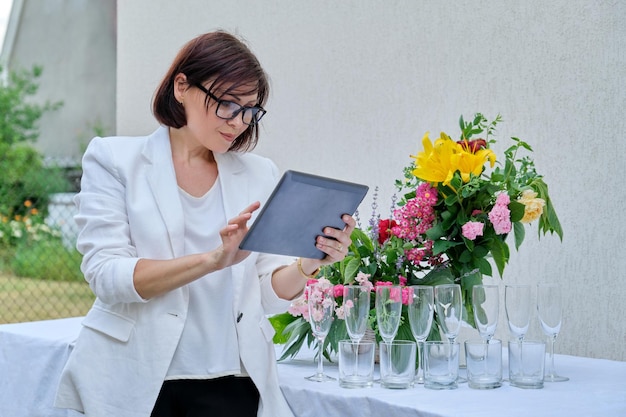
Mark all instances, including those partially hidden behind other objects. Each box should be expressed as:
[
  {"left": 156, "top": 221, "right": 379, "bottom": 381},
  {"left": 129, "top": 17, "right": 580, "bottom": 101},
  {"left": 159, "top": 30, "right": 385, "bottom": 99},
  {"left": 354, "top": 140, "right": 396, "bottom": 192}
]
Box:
[
  {"left": 0, "top": 65, "right": 62, "bottom": 145},
  {"left": 0, "top": 64, "right": 66, "bottom": 217},
  {"left": 0, "top": 144, "right": 70, "bottom": 217},
  {"left": 12, "top": 238, "right": 83, "bottom": 282}
]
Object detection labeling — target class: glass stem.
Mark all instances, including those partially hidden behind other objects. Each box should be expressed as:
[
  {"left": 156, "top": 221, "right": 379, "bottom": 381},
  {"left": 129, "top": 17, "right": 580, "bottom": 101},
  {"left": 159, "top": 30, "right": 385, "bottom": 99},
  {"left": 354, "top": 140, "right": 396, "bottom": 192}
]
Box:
[
  {"left": 416, "top": 341, "right": 424, "bottom": 382},
  {"left": 547, "top": 334, "right": 556, "bottom": 376},
  {"left": 317, "top": 337, "right": 324, "bottom": 376},
  {"left": 448, "top": 338, "right": 454, "bottom": 377},
  {"left": 354, "top": 340, "right": 360, "bottom": 376},
  {"left": 518, "top": 337, "right": 524, "bottom": 378},
  {"left": 484, "top": 338, "right": 489, "bottom": 375}
]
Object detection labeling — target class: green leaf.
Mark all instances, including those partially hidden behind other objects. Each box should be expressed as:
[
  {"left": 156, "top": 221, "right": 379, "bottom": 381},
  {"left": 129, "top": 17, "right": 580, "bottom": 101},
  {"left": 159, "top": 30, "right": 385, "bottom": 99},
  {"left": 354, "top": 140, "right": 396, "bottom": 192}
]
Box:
[
  {"left": 276, "top": 317, "right": 313, "bottom": 361},
  {"left": 489, "top": 238, "right": 509, "bottom": 277},
  {"left": 531, "top": 179, "right": 563, "bottom": 240},
  {"left": 508, "top": 200, "right": 525, "bottom": 223},
  {"left": 268, "top": 313, "right": 298, "bottom": 344},
  {"left": 513, "top": 221, "right": 525, "bottom": 250},
  {"left": 426, "top": 223, "right": 445, "bottom": 240},
  {"left": 343, "top": 257, "right": 362, "bottom": 283},
  {"left": 413, "top": 266, "right": 455, "bottom": 286},
  {"left": 476, "top": 257, "right": 493, "bottom": 276},
  {"left": 351, "top": 227, "right": 374, "bottom": 251},
  {"left": 433, "top": 239, "right": 460, "bottom": 255}
]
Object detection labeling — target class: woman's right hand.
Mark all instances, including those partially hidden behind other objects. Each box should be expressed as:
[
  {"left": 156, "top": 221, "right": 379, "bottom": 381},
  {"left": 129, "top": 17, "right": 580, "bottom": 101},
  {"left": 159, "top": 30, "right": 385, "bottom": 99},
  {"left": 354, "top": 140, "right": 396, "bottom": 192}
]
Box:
[{"left": 212, "top": 201, "right": 261, "bottom": 270}]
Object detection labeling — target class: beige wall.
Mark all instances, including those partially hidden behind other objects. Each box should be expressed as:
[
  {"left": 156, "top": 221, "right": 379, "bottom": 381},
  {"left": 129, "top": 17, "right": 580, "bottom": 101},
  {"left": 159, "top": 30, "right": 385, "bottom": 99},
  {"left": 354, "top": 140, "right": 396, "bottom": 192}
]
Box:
[{"left": 116, "top": 1, "right": 626, "bottom": 361}]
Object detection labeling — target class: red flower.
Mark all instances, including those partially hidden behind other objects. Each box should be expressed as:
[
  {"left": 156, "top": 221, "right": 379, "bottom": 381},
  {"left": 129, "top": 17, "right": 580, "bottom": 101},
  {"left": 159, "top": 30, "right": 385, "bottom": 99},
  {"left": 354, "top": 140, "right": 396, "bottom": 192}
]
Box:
[
  {"left": 457, "top": 138, "right": 487, "bottom": 153},
  {"left": 378, "top": 219, "right": 397, "bottom": 245}
]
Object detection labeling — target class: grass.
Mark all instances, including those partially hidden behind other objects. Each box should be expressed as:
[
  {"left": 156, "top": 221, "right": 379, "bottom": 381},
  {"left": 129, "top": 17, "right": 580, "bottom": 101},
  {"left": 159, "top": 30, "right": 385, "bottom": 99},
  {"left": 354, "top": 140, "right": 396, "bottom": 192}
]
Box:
[{"left": 0, "top": 273, "right": 95, "bottom": 323}]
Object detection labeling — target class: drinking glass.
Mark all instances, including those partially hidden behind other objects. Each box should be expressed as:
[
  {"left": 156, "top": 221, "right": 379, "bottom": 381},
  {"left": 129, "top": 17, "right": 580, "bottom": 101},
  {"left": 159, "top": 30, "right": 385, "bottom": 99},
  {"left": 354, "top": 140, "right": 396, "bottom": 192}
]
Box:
[
  {"left": 472, "top": 284, "right": 499, "bottom": 380},
  {"left": 537, "top": 283, "right": 569, "bottom": 382},
  {"left": 434, "top": 284, "right": 462, "bottom": 344},
  {"left": 472, "top": 284, "right": 499, "bottom": 341},
  {"left": 505, "top": 284, "right": 531, "bottom": 343},
  {"left": 434, "top": 284, "right": 464, "bottom": 382},
  {"left": 407, "top": 285, "right": 434, "bottom": 384},
  {"left": 343, "top": 285, "right": 371, "bottom": 343},
  {"left": 305, "top": 282, "right": 336, "bottom": 382},
  {"left": 375, "top": 285, "right": 402, "bottom": 344}
]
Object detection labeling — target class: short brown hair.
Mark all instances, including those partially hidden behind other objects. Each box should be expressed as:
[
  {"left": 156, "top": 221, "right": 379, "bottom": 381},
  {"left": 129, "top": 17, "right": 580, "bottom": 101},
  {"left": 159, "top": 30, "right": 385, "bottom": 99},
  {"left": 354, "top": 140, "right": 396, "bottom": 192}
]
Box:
[{"left": 152, "top": 31, "right": 269, "bottom": 152}]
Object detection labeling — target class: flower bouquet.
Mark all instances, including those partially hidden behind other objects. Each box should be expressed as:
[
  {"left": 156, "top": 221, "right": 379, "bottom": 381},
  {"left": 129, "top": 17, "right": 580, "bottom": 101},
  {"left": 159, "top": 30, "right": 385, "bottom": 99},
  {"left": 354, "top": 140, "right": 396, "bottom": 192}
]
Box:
[{"left": 270, "top": 113, "right": 563, "bottom": 361}]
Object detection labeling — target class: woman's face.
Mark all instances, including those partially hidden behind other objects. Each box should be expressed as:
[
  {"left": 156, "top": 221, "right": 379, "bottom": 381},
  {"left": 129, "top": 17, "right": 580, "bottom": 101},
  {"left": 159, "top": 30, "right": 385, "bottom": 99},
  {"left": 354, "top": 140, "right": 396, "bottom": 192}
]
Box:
[{"left": 179, "top": 77, "right": 259, "bottom": 154}]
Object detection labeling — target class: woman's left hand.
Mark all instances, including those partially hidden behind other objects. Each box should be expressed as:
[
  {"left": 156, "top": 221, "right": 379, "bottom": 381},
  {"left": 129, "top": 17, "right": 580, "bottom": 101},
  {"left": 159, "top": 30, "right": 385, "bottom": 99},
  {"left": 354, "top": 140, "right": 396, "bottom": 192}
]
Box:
[{"left": 314, "top": 214, "right": 357, "bottom": 266}]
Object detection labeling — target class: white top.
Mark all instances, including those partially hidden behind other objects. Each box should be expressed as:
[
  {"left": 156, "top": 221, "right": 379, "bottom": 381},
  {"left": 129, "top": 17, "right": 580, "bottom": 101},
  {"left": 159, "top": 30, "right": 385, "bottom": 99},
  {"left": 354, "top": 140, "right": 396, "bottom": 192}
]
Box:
[{"left": 166, "top": 178, "right": 242, "bottom": 379}]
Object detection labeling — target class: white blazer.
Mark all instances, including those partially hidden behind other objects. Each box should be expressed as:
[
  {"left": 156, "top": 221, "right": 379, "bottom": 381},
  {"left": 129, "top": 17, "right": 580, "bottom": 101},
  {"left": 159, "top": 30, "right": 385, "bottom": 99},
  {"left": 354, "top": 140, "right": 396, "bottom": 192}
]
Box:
[{"left": 55, "top": 127, "right": 296, "bottom": 417}]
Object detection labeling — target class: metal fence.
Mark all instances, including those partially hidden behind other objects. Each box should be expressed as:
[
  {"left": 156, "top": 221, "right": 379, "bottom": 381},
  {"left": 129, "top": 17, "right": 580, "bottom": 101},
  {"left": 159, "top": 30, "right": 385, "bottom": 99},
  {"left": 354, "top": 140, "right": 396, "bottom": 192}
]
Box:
[{"left": 0, "top": 167, "right": 95, "bottom": 323}]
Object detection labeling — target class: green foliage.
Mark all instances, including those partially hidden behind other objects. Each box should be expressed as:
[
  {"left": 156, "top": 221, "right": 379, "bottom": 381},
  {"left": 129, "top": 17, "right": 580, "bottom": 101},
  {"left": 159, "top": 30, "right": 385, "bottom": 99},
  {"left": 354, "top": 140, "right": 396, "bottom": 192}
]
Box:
[
  {"left": 0, "top": 65, "right": 67, "bottom": 217},
  {"left": 0, "top": 144, "right": 70, "bottom": 216},
  {"left": 12, "top": 239, "right": 83, "bottom": 282},
  {"left": 0, "top": 212, "right": 82, "bottom": 282},
  {"left": 0, "top": 65, "right": 62, "bottom": 145},
  {"left": 0, "top": 64, "right": 76, "bottom": 282}
]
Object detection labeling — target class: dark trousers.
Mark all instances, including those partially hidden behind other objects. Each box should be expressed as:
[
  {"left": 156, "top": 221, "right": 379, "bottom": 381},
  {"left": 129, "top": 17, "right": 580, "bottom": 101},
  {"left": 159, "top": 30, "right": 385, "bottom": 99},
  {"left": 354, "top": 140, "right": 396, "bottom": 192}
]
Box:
[{"left": 150, "top": 376, "right": 260, "bottom": 417}]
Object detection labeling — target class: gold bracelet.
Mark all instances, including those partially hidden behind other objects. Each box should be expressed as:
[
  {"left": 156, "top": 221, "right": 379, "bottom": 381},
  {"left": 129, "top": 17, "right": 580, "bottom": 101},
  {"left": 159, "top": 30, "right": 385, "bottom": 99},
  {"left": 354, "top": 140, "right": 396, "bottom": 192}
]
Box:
[{"left": 297, "top": 257, "right": 320, "bottom": 280}]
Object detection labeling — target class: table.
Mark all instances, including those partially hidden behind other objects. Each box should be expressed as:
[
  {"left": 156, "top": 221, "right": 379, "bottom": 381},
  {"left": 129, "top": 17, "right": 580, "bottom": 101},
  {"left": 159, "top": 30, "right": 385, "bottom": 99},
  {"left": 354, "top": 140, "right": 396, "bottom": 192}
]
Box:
[
  {"left": 1, "top": 318, "right": 625, "bottom": 417},
  {"left": 278, "top": 346, "right": 626, "bottom": 417},
  {"left": 0, "top": 317, "right": 83, "bottom": 417}
]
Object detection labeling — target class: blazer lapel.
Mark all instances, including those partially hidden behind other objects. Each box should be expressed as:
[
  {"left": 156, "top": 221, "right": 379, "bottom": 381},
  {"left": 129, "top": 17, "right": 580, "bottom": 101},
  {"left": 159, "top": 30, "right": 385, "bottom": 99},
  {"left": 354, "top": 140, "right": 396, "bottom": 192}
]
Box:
[
  {"left": 143, "top": 127, "right": 186, "bottom": 258},
  {"left": 215, "top": 152, "right": 251, "bottom": 309},
  {"left": 215, "top": 152, "right": 250, "bottom": 221}
]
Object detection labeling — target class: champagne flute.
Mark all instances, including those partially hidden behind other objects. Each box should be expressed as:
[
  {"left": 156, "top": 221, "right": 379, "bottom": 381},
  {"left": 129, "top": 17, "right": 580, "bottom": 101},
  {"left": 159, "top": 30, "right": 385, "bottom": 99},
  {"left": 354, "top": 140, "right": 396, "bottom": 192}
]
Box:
[
  {"left": 305, "top": 281, "right": 336, "bottom": 382},
  {"left": 537, "top": 283, "right": 569, "bottom": 382},
  {"left": 407, "top": 285, "right": 434, "bottom": 384},
  {"left": 435, "top": 284, "right": 463, "bottom": 381},
  {"left": 505, "top": 284, "right": 531, "bottom": 379},
  {"left": 505, "top": 285, "right": 531, "bottom": 343},
  {"left": 343, "top": 285, "right": 371, "bottom": 378},
  {"left": 375, "top": 285, "right": 402, "bottom": 345},
  {"left": 472, "top": 284, "right": 499, "bottom": 378},
  {"left": 472, "top": 284, "right": 499, "bottom": 342},
  {"left": 343, "top": 285, "right": 371, "bottom": 343},
  {"left": 435, "top": 284, "right": 462, "bottom": 345}
]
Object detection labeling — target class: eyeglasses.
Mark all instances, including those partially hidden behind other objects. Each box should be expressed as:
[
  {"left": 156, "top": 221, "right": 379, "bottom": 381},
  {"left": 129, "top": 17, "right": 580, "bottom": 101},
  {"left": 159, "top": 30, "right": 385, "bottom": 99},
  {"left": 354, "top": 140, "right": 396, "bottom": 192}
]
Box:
[{"left": 194, "top": 84, "right": 266, "bottom": 126}]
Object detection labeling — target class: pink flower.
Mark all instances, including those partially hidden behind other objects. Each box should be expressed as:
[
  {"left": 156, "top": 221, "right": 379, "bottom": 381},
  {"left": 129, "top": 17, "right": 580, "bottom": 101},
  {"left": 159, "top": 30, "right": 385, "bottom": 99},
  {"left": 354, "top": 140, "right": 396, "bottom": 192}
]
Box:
[
  {"left": 401, "top": 287, "right": 412, "bottom": 305},
  {"left": 494, "top": 193, "right": 510, "bottom": 206},
  {"left": 489, "top": 193, "right": 512, "bottom": 235},
  {"left": 288, "top": 296, "right": 310, "bottom": 320},
  {"left": 461, "top": 221, "right": 484, "bottom": 240},
  {"left": 399, "top": 275, "right": 407, "bottom": 286},
  {"left": 333, "top": 284, "right": 344, "bottom": 298},
  {"left": 389, "top": 286, "right": 402, "bottom": 303},
  {"left": 391, "top": 183, "right": 438, "bottom": 241},
  {"left": 335, "top": 305, "right": 345, "bottom": 320},
  {"left": 355, "top": 272, "right": 374, "bottom": 290}
]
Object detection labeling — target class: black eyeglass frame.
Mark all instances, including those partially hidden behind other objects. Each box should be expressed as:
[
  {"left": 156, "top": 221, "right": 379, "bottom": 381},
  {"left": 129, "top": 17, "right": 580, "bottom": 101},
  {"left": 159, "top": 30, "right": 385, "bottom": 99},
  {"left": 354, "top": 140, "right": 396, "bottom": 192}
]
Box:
[{"left": 193, "top": 84, "right": 266, "bottom": 126}]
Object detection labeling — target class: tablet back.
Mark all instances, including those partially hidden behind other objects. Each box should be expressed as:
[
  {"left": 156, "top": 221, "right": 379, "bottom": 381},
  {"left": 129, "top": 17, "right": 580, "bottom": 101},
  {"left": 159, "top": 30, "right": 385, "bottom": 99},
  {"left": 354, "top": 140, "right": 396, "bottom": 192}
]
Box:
[{"left": 239, "top": 170, "right": 368, "bottom": 259}]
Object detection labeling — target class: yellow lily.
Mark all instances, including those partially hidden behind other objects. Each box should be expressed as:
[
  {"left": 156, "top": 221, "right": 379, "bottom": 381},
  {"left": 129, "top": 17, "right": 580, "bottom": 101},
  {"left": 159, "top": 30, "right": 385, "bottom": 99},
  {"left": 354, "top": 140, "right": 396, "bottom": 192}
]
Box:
[
  {"left": 412, "top": 132, "right": 458, "bottom": 185},
  {"left": 412, "top": 131, "right": 496, "bottom": 186}
]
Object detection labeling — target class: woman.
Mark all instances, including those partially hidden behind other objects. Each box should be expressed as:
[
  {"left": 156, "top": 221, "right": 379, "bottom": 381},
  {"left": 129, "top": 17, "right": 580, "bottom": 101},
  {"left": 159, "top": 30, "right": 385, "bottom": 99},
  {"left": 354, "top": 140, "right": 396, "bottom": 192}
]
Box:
[{"left": 55, "top": 31, "right": 354, "bottom": 417}]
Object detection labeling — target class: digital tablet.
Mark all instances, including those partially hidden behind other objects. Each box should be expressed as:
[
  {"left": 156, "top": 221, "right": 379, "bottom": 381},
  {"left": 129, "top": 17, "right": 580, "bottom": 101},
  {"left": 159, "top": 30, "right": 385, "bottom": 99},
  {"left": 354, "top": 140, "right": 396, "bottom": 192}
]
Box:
[{"left": 239, "top": 170, "right": 369, "bottom": 259}]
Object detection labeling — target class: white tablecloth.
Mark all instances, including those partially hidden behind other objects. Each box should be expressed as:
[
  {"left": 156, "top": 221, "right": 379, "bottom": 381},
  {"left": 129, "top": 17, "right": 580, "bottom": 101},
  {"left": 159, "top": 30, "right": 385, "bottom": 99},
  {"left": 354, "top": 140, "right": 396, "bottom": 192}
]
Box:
[
  {"left": 1, "top": 317, "right": 625, "bottom": 417},
  {"left": 0, "top": 317, "right": 83, "bottom": 417},
  {"left": 278, "top": 346, "right": 626, "bottom": 417}
]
